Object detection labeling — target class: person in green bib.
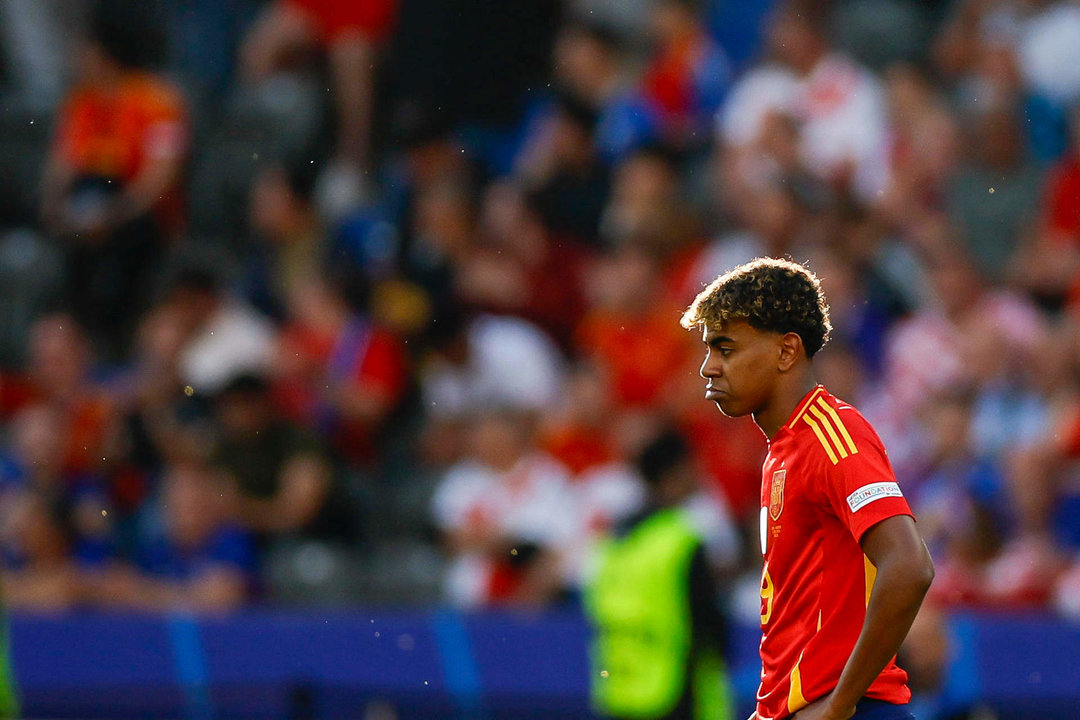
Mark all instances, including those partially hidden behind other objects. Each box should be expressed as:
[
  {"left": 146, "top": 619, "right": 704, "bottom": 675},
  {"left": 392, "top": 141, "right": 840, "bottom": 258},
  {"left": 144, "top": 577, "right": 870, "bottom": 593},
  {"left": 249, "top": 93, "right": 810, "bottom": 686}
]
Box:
[
  {"left": 0, "top": 617, "right": 16, "bottom": 719},
  {"left": 585, "top": 430, "right": 735, "bottom": 720}
]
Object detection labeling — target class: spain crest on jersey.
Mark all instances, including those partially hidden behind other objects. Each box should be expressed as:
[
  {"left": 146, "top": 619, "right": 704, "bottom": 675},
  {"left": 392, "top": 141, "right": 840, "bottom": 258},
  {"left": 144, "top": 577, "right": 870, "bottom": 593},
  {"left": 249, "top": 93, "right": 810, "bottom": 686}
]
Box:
[{"left": 769, "top": 469, "right": 786, "bottom": 521}]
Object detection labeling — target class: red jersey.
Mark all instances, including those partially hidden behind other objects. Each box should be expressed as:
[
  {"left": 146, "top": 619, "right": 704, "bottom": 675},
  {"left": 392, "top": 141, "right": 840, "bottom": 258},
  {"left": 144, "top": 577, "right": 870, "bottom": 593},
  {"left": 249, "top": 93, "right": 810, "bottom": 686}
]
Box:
[
  {"left": 757, "top": 386, "right": 914, "bottom": 720},
  {"left": 286, "top": 0, "right": 398, "bottom": 45}
]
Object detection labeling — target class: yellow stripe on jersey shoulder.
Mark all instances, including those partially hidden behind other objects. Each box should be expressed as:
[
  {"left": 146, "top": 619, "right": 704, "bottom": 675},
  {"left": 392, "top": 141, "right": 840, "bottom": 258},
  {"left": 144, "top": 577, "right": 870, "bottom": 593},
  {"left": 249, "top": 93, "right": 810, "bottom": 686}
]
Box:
[
  {"left": 808, "top": 404, "right": 849, "bottom": 460},
  {"left": 788, "top": 387, "right": 825, "bottom": 428},
  {"left": 816, "top": 398, "right": 858, "bottom": 455},
  {"left": 802, "top": 413, "right": 839, "bottom": 464}
]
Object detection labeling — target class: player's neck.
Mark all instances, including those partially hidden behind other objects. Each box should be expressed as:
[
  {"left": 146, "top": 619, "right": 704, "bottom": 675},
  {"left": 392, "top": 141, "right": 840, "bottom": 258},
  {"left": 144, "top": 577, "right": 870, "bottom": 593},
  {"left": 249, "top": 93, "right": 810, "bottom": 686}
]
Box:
[{"left": 754, "top": 369, "right": 819, "bottom": 441}]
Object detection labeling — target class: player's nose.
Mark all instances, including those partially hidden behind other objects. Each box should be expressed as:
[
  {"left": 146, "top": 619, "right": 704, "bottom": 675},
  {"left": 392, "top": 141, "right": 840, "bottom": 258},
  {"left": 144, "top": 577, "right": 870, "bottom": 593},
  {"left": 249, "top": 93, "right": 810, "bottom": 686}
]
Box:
[{"left": 700, "top": 354, "right": 720, "bottom": 379}]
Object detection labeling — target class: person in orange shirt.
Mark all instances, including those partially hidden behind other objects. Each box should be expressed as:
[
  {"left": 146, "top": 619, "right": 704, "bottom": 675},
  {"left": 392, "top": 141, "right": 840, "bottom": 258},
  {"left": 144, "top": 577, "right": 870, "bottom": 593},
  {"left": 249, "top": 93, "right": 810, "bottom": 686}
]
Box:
[
  {"left": 41, "top": 1, "right": 187, "bottom": 359},
  {"left": 576, "top": 246, "right": 696, "bottom": 411}
]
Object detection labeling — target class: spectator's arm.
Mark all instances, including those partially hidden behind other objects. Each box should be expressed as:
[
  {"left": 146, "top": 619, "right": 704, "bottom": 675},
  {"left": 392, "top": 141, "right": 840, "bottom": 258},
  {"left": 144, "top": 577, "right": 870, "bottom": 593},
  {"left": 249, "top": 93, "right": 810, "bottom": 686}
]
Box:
[
  {"left": 228, "top": 454, "right": 331, "bottom": 533},
  {"left": 514, "top": 112, "right": 561, "bottom": 186},
  {"left": 177, "top": 567, "right": 248, "bottom": 612},
  {"left": 39, "top": 145, "right": 76, "bottom": 235},
  {"left": 86, "top": 564, "right": 246, "bottom": 613},
  {"left": 333, "top": 381, "right": 396, "bottom": 425},
  {"left": 510, "top": 548, "right": 567, "bottom": 608},
  {"left": 1008, "top": 222, "right": 1080, "bottom": 298},
  {"left": 443, "top": 523, "right": 511, "bottom": 556},
  {"left": 104, "top": 143, "right": 185, "bottom": 230},
  {"left": 330, "top": 334, "right": 406, "bottom": 425},
  {"left": 2, "top": 566, "right": 80, "bottom": 611},
  {"left": 239, "top": 1, "right": 315, "bottom": 82},
  {"left": 328, "top": 32, "right": 376, "bottom": 172}
]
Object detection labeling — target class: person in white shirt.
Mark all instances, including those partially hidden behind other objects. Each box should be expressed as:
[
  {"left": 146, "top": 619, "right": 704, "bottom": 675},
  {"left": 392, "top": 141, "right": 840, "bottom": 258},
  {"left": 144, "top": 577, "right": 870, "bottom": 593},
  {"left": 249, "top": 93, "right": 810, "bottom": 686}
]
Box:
[
  {"left": 718, "top": 1, "right": 891, "bottom": 205},
  {"left": 164, "top": 266, "right": 276, "bottom": 397},
  {"left": 432, "top": 408, "right": 577, "bottom": 608}
]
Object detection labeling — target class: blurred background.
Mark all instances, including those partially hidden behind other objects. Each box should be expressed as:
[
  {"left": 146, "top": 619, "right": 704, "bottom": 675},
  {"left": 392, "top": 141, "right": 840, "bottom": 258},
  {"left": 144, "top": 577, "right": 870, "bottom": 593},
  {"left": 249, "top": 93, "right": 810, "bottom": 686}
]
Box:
[{"left": 0, "top": 0, "right": 1079, "bottom": 717}]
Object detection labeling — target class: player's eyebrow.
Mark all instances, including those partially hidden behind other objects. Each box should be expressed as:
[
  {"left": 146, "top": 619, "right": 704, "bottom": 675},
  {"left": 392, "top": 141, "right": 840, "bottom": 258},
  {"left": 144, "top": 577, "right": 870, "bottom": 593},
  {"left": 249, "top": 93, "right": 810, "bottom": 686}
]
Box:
[{"left": 707, "top": 335, "right": 735, "bottom": 348}]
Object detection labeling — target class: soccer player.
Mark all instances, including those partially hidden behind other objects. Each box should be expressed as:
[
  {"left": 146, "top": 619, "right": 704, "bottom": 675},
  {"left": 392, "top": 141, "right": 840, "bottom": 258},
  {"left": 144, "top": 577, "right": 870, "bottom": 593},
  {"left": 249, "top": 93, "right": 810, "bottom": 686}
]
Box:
[{"left": 681, "top": 258, "right": 934, "bottom": 720}]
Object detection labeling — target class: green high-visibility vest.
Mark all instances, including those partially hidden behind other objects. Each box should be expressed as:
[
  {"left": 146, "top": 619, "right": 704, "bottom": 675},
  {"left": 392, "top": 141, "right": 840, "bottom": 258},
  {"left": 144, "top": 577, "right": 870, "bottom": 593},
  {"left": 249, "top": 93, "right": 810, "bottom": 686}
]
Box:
[
  {"left": 585, "top": 508, "right": 731, "bottom": 720},
  {"left": 0, "top": 616, "right": 16, "bottom": 719}
]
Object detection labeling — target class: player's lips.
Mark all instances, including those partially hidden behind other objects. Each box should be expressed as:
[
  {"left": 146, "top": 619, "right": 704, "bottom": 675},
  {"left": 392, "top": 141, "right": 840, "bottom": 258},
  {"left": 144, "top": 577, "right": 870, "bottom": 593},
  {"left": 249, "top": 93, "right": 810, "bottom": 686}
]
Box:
[{"left": 705, "top": 386, "right": 726, "bottom": 400}]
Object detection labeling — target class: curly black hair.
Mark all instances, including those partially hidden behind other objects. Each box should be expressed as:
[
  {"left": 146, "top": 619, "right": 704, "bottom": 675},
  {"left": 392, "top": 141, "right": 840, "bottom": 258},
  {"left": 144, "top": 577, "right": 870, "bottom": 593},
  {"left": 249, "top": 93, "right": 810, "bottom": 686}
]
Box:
[{"left": 680, "top": 257, "right": 832, "bottom": 357}]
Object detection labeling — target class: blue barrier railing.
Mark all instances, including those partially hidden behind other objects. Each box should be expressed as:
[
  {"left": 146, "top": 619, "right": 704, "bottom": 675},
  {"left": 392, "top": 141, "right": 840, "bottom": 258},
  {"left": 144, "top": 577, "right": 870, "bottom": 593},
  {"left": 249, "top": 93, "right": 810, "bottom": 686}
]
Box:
[{"left": 9, "top": 608, "right": 1080, "bottom": 719}]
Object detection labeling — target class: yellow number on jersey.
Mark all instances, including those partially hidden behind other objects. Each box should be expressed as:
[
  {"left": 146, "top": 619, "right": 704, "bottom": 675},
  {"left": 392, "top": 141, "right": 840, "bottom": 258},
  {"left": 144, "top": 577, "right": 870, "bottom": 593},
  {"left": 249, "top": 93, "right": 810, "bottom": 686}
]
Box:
[{"left": 761, "top": 565, "right": 775, "bottom": 625}]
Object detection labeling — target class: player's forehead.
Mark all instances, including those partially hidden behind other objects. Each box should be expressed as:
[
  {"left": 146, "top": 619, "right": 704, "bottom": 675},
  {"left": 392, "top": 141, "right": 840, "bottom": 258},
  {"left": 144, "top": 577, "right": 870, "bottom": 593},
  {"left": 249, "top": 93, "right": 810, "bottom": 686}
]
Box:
[{"left": 701, "top": 318, "right": 762, "bottom": 343}]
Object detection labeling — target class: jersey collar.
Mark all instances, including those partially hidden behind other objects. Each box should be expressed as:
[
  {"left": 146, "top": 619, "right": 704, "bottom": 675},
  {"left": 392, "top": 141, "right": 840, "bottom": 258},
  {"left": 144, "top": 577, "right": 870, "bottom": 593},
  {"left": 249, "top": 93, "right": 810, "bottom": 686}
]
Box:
[{"left": 771, "top": 384, "right": 826, "bottom": 443}]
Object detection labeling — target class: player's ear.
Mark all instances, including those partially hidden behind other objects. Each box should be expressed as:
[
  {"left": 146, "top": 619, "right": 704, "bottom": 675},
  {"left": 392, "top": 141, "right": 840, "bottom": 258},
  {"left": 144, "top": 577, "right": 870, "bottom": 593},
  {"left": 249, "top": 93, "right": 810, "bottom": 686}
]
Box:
[{"left": 777, "top": 332, "right": 803, "bottom": 372}]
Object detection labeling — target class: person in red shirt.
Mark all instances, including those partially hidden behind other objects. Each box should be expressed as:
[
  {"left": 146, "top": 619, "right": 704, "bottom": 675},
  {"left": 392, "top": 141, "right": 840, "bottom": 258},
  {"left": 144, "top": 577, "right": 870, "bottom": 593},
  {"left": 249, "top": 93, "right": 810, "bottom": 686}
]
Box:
[
  {"left": 273, "top": 273, "right": 407, "bottom": 466},
  {"left": 681, "top": 258, "right": 934, "bottom": 720},
  {"left": 241, "top": 0, "right": 399, "bottom": 204}
]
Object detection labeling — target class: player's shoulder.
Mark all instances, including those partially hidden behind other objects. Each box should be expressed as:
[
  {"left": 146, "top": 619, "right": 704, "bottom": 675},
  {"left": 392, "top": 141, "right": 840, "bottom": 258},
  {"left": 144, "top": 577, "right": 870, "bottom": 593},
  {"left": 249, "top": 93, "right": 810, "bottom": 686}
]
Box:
[{"left": 789, "top": 386, "right": 879, "bottom": 466}]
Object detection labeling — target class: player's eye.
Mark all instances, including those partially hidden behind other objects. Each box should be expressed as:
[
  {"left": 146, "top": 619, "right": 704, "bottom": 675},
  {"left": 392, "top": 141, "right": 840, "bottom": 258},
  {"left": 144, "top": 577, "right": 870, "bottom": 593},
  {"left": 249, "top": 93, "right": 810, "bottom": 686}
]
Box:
[{"left": 719, "top": 348, "right": 733, "bottom": 357}]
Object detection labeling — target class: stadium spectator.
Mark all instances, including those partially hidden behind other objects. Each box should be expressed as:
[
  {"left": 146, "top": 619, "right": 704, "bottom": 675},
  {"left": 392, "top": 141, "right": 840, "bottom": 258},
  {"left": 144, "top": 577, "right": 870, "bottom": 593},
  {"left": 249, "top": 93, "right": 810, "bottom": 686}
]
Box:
[
  {"left": 88, "top": 460, "right": 254, "bottom": 612},
  {"left": 432, "top": 408, "right": 576, "bottom": 608},
  {"left": 539, "top": 362, "right": 622, "bottom": 476},
  {"left": 460, "top": 185, "right": 590, "bottom": 347},
  {"left": 105, "top": 306, "right": 209, "bottom": 518},
  {"left": 906, "top": 392, "right": 1009, "bottom": 569},
  {"left": 947, "top": 96, "right": 1041, "bottom": 283},
  {"left": 576, "top": 246, "right": 697, "bottom": 411},
  {"left": 164, "top": 265, "right": 276, "bottom": 398},
  {"left": 240, "top": 0, "right": 399, "bottom": 214},
  {"left": 723, "top": 0, "right": 891, "bottom": 205},
  {"left": 638, "top": 0, "right": 731, "bottom": 154},
  {"left": 1016, "top": 104, "right": 1080, "bottom": 309},
  {"left": 0, "top": 491, "right": 82, "bottom": 612},
  {"left": 273, "top": 273, "right": 407, "bottom": 466},
  {"left": 247, "top": 159, "right": 326, "bottom": 318},
  {"left": 211, "top": 373, "right": 354, "bottom": 544},
  {"left": 879, "top": 63, "right": 961, "bottom": 234},
  {"left": 398, "top": 178, "right": 474, "bottom": 323},
  {"left": 602, "top": 144, "right": 699, "bottom": 258},
  {"left": 882, "top": 249, "right": 1044, "bottom": 425},
  {"left": 421, "top": 312, "right": 565, "bottom": 420},
  {"left": 0, "top": 405, "right": 114, "bottom": 611},
  {"left": 515, "top": 90, "right": 610, "bottom": 246},
  {"left": 40, "top": 0, "right": 187, "bottom": 359},
  {"left": 418, "top": 311, "right": 566, "bottom": 473},
  {"left": 14, "top": 315, "right": 114, "bottom": 481},
  {"left": 548, "top": 21, "right": 640, "bottom": 165}
]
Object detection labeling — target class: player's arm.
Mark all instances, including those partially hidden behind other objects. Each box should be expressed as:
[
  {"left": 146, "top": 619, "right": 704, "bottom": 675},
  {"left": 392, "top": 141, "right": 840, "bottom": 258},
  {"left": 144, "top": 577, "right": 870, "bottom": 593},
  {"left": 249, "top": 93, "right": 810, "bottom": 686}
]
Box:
[{"left": 797, "top": 515, "right": 934, "bottom": 720}]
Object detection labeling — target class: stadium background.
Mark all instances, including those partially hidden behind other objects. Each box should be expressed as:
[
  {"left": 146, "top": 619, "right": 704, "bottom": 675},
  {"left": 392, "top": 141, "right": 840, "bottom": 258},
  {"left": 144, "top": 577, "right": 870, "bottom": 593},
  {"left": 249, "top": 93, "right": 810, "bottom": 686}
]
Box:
[{"left": 0, "top": 0, "right": 1079, "bottom": 717}]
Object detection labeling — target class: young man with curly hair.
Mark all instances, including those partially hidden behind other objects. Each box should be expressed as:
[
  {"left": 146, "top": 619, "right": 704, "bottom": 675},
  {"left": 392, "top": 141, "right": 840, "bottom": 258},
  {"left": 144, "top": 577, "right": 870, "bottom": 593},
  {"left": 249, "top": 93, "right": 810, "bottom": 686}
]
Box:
[{"left": 682, "top": 258, "right": 934, "bottom": 720}]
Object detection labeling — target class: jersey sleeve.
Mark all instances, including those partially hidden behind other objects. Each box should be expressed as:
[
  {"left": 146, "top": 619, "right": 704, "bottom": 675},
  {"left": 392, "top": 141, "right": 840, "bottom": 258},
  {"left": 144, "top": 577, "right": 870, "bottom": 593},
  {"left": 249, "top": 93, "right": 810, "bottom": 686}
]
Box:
[{"left": 817, "top": 417, "right": 914, "bottom": 543}]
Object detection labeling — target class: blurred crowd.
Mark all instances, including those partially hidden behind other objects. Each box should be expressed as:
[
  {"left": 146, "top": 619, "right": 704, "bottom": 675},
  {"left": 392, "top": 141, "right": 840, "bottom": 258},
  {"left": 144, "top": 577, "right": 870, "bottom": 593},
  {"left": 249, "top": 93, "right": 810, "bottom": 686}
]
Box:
[{"left": 1, "top": 0, "right": 1080, "bottom": 648}]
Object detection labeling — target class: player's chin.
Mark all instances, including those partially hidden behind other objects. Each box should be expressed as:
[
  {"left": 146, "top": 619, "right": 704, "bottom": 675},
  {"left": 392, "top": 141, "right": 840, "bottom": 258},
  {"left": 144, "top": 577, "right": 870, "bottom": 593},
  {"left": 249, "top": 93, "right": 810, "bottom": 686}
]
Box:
[
  {"left": 715, "top": 394, "right": 754, "bottom": 418},
  {"left": 712, "top": 397, "right": 739, "bottom": 417}
]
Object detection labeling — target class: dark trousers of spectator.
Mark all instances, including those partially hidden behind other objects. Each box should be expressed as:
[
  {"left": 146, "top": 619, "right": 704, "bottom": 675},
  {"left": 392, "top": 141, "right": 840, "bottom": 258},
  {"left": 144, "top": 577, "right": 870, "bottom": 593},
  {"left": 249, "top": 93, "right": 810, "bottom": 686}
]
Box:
[{"left": 64, "top": 204, "right": 162, "bottom": 361}]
